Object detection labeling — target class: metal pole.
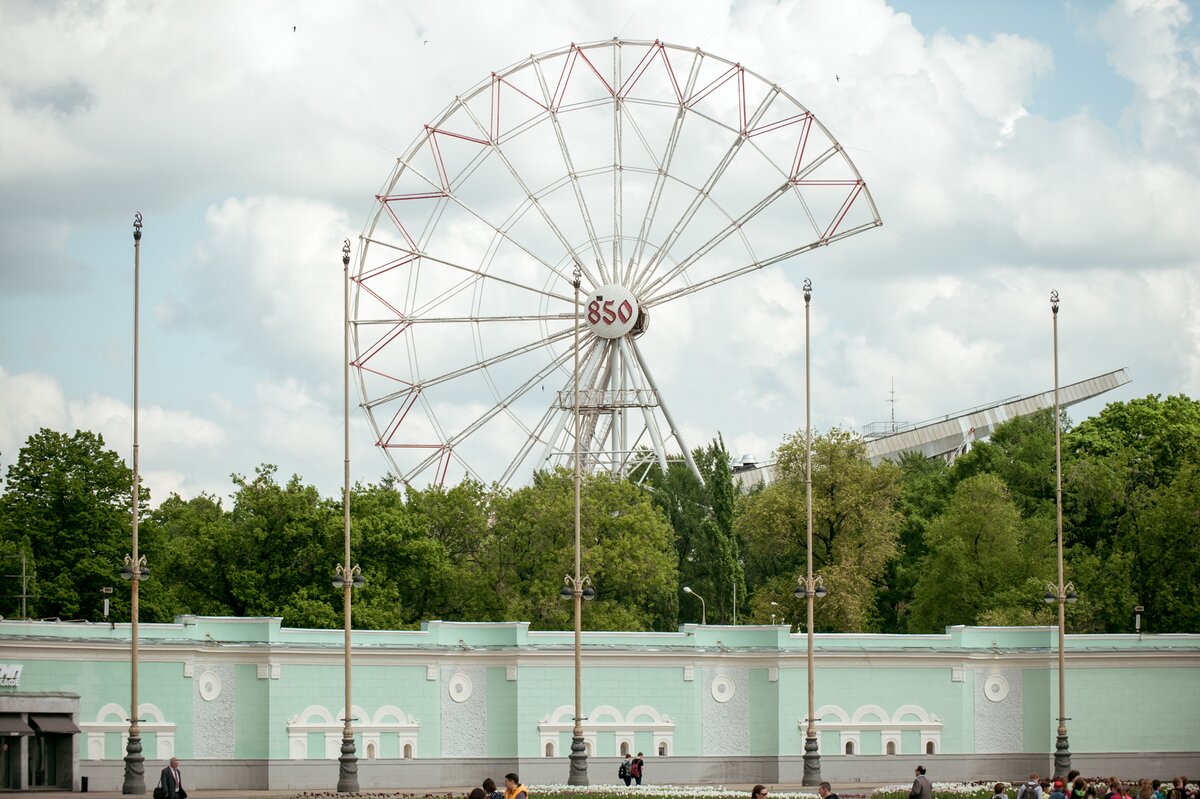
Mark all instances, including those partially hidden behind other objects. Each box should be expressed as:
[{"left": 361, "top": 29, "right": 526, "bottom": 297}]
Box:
[
  {"left": 122, "top": 213, "right": 145, "bottom": 795},
  {"left": 802, "top": 277, "right": 820, "bottom": 786},
  {"left": 568, "top": 265, "right": 588, "bottom": 785},
  {"left": 338, "top": 240, "right": 360, "bottom": 792},
  {"left": 1051, "top": 290, "right": 1071, "bottom": 777}
]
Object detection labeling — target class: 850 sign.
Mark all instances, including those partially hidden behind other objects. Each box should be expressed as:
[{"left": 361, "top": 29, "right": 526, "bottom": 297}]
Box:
[{"left": 584, "top": 284, "right": 639, "bottom": 339}]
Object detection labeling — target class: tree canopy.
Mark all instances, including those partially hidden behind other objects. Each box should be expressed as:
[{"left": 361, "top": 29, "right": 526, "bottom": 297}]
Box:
[{"left": 2, "top": 394, "right": 1197, "bottom": 633}]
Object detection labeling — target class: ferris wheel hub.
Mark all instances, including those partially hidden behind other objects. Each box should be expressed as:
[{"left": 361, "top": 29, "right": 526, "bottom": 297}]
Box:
[{"left": 584, "top": 283, "right": 641, "bottom": 340}]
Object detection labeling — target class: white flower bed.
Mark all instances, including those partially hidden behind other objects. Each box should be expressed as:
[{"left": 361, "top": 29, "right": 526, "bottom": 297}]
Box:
[
  {"left": 532, "top": 785, "right": 818, "bottom": 799},
  {"left": 873, "top": 785, "right": 994, "bottom": 796}
]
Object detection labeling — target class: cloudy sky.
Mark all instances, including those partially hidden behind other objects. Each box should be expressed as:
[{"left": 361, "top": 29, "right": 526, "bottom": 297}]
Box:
[{"left": 2, "top": 0, "right": 1198, "bottom": 504}]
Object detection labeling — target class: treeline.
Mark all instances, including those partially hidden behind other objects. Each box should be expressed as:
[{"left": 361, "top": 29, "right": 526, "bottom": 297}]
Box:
[{"left": 0, "top": 394, "right": 1197, "bottom": 634}]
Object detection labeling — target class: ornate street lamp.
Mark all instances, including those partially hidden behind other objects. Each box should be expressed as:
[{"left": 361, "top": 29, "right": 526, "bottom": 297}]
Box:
[
  {"left": 121, "top": 211, "right": 149, "bottom": 791},
  {"left": 564, "top": 263, "right": 594, "bottom": 785},
  {"left": 336, "top": 239, "right": 365, "bottom": 793},
  {"left": 796, "top": 277, "right": 825, "bottom": 786},
  {"left": 121, "top": 212, "right": 148, "bottom": 795},
  {"left": 1047, "top": 289, "right": 1073, "bottom": 777},
  {"left": 682, "top": 586, "right": 706, "bottom": 625}
]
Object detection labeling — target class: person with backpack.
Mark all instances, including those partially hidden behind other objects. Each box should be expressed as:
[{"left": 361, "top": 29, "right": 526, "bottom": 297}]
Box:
[
  {"left": 619, "top": 754, "right": 632, "bottom": 786},
  {"left": 1018, "top": 774, "right": 1043, "bottom": 799},
  {"left": 631, "top": 752, "right": 645, "bottom": 785}
]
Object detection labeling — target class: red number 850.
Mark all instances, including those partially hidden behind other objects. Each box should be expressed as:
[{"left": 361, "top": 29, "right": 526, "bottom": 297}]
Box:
[{"left": 588, "top": 296, "right": 633, "bottom": 326}]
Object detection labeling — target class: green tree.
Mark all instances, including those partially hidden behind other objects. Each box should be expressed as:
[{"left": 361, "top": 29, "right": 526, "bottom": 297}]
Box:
[
  {"left": 645, "top": 436, "right": 742, "bottom": 624},
  {"left": 145, "top": 492, "right": 237, "bottom": 619},
  {"left": 909, "top": 473, "right": 1055, "bottom": 631},
  {"left": 952, "top": 409, "right": 1058, "bottom": 518},
  {"left": 490, "top": 469, "right": 679, "bottom": 630},
  {"left": 1062, "top": 395, "right": 1200, "bottom": 631},
  {"left": 0, "top": 429, "right": 147, "bottom": 621},
  {"left": 878, "top": 452, "right": 953, "bottom": 632},
  {"left": 220, "top": 465, "right": 340, "bottom": 625},
  {"left": 737, "top": 428, "right": 900, "bottom": 632}
]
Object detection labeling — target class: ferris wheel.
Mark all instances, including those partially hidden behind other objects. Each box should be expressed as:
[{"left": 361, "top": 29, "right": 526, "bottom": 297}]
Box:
[{"left": 352, "top": 38, "right": 880, "bottom": 487}]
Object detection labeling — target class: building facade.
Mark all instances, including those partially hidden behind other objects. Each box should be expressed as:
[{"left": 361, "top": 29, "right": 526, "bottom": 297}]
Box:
[{"left": 0, "top": 617, "right": 1197, "bottom": 791}]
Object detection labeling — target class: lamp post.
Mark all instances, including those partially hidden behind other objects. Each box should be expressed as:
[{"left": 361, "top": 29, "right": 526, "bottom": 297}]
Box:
[
  {"left": 682, "top": 586, "right": 706, "bottom": 625},
  {"left": 796, "top": 277, "right": 825, "bottom": 786},
  {"left": 1047, "top": 289, "right": 1072, "bottom": 778},
  {"left": 336, "top": 239, "right": 364, "bottom": 793},
  {"left": 122, "top": 212, "right": 147, "bottom": 795},
  {"left": 563, "top": 263, "right": 595, "bottom": 785}
]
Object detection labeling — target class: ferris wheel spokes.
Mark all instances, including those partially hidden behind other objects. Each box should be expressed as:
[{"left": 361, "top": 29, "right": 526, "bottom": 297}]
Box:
[{"left": 353, "top": 39, "right": 880, "bottom": 489}]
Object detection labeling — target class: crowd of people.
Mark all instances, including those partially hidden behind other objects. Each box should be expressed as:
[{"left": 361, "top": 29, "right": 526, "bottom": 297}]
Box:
[
  {"left": 460, "top": 765, "right": 1197, "bottom": 799},
  {"left": 469, "top": 772, "right": 528, "bottom": 799},
  {"left": 996, "top": 771, "right": 1197, "bottom": 799}
]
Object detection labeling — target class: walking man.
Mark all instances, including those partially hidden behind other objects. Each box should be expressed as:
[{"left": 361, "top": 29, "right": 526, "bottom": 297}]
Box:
[{"left": 158, "top": 757, "right": 186, "bottom": 799}]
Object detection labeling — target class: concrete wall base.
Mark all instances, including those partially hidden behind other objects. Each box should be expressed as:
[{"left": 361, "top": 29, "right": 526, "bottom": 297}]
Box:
[{"left": 77, "top": 752, "right": 1200, "bottom": 792}]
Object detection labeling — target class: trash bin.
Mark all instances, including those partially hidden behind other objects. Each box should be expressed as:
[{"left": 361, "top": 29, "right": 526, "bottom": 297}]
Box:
[{"left": 81, "top": 775, "right": 89, "bottom": 792}]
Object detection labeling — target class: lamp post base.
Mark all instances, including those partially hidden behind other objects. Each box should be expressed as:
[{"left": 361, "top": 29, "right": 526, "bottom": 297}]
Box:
[
  {"left": 802, "top": 733, "right": 821, "bottom": 786},
  {"left": 568, "top": 735, "right": 589, "bottom": 786},
  {"left": 337, "top": 737, "right": 359, "bottom": 793},
  {"left": 121, "top": 735, "right": 146, "bottom": 794},
  {"left": 1054, "top": 733, "right": 1071, "bottom": 779}
]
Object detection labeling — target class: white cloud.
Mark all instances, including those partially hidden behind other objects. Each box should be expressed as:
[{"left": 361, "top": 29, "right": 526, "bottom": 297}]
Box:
[
  {"left": 1097, "top": 0, "right": 1200, "bottom": 167},
  {"left": 0, "top": 366, "right": 226, "bottom": 502},
  {"left": 3, "top": 0, "right": 1200, "bottom": 495},
  {"left": 162, "top": 195, "right": 351, "bottom": 380}
]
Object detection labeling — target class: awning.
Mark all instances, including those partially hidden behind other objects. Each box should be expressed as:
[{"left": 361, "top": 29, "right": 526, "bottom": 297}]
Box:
[
  {"left": 29, "top": 714, "right": 80, "bottom": 734},
  {"left": 0, "top": 715, "right": 33, "bottom": 736}
]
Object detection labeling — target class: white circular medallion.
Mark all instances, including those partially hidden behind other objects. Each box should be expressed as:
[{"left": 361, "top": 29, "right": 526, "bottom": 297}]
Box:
[
  {"left": 984, "top": 674, "right": 1009, "bottom": 703},
  {"left": 711, "top": 674, "right": 736, "bottom": 703},
  {"left": 585, "top": 284, "right": 639, "bottom": 339},
  {"left": 198, "top": 670, "right": 222, "bottom": 702},
  {"left": 448, "top": 672, "right": 473, "bottom": 703}
]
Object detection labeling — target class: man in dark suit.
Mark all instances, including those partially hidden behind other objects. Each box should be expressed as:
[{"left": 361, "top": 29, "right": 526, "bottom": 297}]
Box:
[{"left": 159, "top": 757, "right": 186, "bottom": 799}]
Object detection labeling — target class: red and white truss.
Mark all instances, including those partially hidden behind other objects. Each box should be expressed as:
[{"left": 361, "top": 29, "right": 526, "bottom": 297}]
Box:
[{"left": 352, "top": 38, "right": 880, "bottom": 487}]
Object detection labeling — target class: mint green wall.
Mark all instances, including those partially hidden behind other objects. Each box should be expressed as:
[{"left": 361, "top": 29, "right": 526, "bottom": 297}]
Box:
[
  {"left": 1022, "top": 669, "right": 1051, "bottom": 754},
  {"left": 778, "top": 666, "right": 806, "bottom": 755},
  {"left": 2, "top": 620, "right": 1197, "bottom": 762},
  {"left": 813, "top": 667, "right": 968, "bottom": 752},
  {"left": 749, "top": 669, "right": 777, "bottom": 755},
  {"left": 141, "top": 661, "right": 192, "bottom": 757},
  {"left": 235, "top": 664, "right": 268, "bottom": 759},
  {"left": 487, "top": 667, "right": 517, "bottom": 758},
  {"left": 1067, "top": 668, "right": 1200, "bottom": 752},
  {"left": 961, "top": 668, "right": 976, "bottom": 753},
  {"left": 6, "top": 657, "right": 125, "bottom": 721}
]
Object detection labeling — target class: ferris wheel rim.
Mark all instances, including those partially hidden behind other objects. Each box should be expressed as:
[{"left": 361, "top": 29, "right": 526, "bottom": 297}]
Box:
[{"left": 351, "top": 38, "right": 881, "bottom": 487}]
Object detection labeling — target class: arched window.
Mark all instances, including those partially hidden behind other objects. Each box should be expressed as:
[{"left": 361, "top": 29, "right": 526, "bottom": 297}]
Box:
[
  {"left": 845, "top": 741, "right": 855, "bottom": 755},
  {"left": 545, "top": 741, "right": 555, "bottom": 758},
  {"left": 366, "top": 742, "right": 376, "bottom": 759},
  {"left": 925, "top": 740, "right": 935, "bottom": 755},
  {"left": 585, "top": 741, "right": 593, "bottom": 757},
  {"left": 658, "top": 742, "right": 668, "bottom": 757},
  {"left": 620, "top": 741, "right": 630, "bottom": 756},
  {"left": 886, "top": 740, "right": 896, "bottom": 755},
  {"left": 403, "top": 743, "right": 413, "bottom": 759}
]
